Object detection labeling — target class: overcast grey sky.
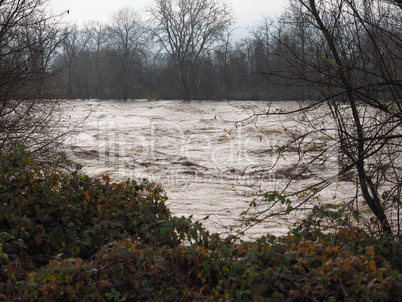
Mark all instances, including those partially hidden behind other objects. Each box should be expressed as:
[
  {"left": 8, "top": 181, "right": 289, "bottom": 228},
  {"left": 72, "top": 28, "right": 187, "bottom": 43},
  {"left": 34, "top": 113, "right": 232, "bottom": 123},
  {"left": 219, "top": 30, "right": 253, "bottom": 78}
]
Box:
[{"left": 48, "top": 0, "right": 286, "bottom": 32}]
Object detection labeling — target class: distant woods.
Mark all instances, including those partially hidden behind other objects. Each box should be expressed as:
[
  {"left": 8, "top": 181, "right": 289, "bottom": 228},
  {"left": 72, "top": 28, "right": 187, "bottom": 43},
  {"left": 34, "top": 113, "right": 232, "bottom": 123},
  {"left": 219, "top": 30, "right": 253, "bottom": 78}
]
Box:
[
  {"left": 2, "top": 0, "right": 401, "bottom": 102},
  {"left": 51, "top": 0, "right": 329, "bottom": 101}
]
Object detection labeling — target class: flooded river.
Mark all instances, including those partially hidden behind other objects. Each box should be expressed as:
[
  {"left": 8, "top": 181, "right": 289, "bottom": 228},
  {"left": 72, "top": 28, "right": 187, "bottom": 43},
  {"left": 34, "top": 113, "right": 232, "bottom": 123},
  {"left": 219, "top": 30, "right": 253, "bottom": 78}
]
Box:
[{"left": 61, "top": 100, "right": 353, "bottom": 240}]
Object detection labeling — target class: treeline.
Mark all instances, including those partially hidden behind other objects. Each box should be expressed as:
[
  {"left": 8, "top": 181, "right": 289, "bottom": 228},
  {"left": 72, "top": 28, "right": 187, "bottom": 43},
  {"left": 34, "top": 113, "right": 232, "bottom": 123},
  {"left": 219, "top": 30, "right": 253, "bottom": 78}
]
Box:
[
  {"left": 52, "top": 9, "right": 313, "bottom": 101},
  {"left": 23, "top": 0, "right": 390, "bottom": 102},
  {"left": 1, "top": 0, "right": 400, "bottom": 104}
]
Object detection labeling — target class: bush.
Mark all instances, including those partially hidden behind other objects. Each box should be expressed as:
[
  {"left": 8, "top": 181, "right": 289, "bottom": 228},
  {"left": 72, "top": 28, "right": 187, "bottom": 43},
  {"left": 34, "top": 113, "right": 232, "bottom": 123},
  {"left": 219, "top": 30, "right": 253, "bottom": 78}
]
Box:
[
  {"left": 0, "top": 143, "right": 174, "bottom": 261},
  {"left": 0, "top": 143, "right": 401, "bottom": 301}
]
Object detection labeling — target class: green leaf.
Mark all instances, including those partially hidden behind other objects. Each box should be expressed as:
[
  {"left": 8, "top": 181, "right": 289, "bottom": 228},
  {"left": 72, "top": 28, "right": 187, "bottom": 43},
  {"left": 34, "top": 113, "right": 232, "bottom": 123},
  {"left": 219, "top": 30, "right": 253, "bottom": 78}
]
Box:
[{"left": 286, "top": 205, "right": 293, "bottom": 214}]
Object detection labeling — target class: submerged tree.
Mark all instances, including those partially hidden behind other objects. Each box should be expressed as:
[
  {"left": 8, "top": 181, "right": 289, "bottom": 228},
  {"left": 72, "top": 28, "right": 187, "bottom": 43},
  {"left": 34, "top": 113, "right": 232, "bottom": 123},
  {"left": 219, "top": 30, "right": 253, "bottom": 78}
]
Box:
[
  {"left": 239, "top": 0, "right": 401, "bottom": 237},
  {"left": 0, "top": 0, "right": 66, "bottom": 156},
  {"left": 148, "top": 0, "right": 233, "bottom": 100}
]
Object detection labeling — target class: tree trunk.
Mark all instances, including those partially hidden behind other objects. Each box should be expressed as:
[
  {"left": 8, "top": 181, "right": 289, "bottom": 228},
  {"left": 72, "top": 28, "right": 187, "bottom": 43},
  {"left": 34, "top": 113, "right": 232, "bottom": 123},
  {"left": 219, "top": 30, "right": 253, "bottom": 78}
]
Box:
[
  {"left": 308, "top": 0, "right": 393, "bottom": 236},
  {"left": 180, "top": 76, "right": 191, "bottom": 101}
]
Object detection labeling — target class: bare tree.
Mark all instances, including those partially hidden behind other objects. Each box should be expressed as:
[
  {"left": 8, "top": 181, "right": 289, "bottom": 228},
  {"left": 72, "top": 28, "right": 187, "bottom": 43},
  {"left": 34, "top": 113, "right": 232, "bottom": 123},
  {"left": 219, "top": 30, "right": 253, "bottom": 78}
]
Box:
[
  {"left": 238, "top": 0, "right": 402, "bottom": 237},
  {"left": 58, "top": 25, "right": 90, "bottom": 99},
  {"left": 148, "top": 0, "right": 233, "bottom": 100},
  {"left": 108, "top": 7, "right": 149, "bottom": 100},
  {"left": 0, "top": 0, "right": 67, "bottom": 156},
  {"left": 85, "top": 21, "right": 109, "bottom": 98},
  {"left": 214, "top": 29, "right": 235, "bottom": 98}
]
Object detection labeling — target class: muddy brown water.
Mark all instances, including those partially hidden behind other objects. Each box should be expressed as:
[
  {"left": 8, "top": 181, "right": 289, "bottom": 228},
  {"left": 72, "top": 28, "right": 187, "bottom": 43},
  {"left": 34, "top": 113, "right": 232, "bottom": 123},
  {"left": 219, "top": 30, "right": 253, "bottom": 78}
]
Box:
[{"left": 61, "top": 99, "right": 355, "bottom": 240}]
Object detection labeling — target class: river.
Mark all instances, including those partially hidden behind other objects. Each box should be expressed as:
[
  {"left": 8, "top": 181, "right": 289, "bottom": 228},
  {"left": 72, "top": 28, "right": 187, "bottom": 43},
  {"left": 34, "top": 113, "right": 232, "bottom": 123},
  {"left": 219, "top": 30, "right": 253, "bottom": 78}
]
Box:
[{"left": 61, "top": 99, "right": 353, "bottom": 240}]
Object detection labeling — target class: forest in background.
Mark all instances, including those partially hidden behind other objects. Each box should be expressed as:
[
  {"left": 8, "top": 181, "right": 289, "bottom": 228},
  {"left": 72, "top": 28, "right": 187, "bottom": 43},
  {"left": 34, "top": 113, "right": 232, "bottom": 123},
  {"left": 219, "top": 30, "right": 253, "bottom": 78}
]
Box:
[
  {"left": 3, "top": 0, "right": 399, "bottom": 102},
  {"left": 52, "top": 7, "right": 323, "bottom": 101}
]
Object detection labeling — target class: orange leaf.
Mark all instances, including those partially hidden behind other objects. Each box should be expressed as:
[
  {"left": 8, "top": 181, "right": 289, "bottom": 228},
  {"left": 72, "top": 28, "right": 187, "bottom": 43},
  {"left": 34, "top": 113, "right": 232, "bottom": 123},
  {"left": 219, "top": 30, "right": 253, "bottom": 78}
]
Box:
[
  {"left": 102, "top": 175, "right": 110, "bottom": 185},
  {"left": 342, "top": 259, "right": 352, "bottom": 271},
  {"left": 83, "top": 190, "right": 91, "bottom": 200},
  {"left": 368, "top": 259, "right": 377, "bottom": 271},
  {"left": 238, "top": 243, "right": 248, "bottom": 255},
  {"left": 75, "top": 258, "right": 83, "bottom": 269},
  {"left": 348, "top": 229, "right": 355, "bottom": 239},
  {"left": 367, "top": 247, "right": 375, "bottom": 255},
  {"left": 298, "top": 257, "right": 307, "bottom": 266},
  {"left": 199, "top": 284, "right": 210, "bottom": 295},
  {"left": 199, "top": 246, "right": 209, "bottom": 256}
]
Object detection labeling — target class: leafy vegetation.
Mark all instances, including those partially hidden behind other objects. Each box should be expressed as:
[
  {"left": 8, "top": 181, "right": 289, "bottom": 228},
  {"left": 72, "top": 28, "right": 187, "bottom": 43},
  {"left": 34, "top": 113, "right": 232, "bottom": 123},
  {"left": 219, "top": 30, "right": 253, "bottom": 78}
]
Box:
[{"left": 0, "top": 144, "right": 401, "bottom": 301}]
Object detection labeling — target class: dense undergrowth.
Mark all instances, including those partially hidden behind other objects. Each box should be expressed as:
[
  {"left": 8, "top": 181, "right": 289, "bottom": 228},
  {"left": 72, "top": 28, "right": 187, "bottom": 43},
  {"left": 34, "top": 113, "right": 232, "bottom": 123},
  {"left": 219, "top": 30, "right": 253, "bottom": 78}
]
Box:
[{"left": 0, "top": 144, "right": 401, "bottom": 301}]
